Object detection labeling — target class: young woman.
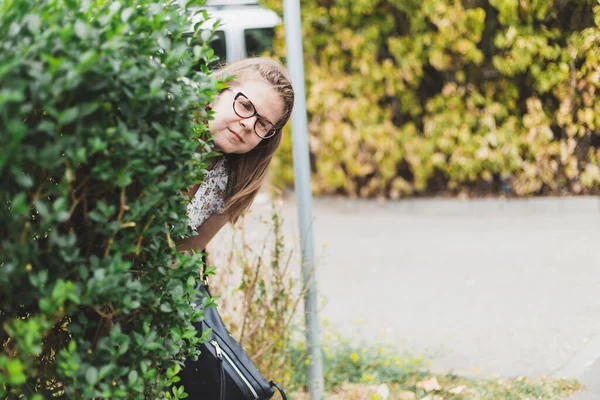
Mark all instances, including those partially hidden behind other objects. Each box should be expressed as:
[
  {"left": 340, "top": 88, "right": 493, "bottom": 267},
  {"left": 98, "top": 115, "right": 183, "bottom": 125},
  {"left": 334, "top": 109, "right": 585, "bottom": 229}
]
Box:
[{"left": 177, "top": 57, "right": 295, "bottom": 253}]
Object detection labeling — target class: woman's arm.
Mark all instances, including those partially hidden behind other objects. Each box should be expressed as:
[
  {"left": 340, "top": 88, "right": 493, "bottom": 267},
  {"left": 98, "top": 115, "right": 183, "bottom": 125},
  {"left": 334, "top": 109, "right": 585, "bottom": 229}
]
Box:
[{"left": 176, "top": 213, "right": 229, "bottom": 254}]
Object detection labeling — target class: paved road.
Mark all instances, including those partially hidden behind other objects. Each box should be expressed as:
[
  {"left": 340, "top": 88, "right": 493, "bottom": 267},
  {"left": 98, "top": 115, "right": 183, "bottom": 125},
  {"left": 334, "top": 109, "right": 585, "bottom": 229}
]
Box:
[{"left": 210, "top": 196, "right": 600, "bottom": 387}]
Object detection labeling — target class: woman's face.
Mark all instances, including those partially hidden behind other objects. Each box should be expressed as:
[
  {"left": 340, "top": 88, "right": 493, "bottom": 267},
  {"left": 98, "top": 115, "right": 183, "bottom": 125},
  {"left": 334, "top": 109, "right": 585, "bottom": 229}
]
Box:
[{"left": 208, "top": 80, "right": 284, "bottom": 154}]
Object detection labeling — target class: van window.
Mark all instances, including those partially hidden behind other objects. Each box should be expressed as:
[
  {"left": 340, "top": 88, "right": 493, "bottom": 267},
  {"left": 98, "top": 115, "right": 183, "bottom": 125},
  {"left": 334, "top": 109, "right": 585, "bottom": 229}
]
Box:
[
  {"left": 244, "top": 27, "right": 275, "bottom": 57},
  {"left": 210, "top": 30, "right": 227, "bottom": 64}
]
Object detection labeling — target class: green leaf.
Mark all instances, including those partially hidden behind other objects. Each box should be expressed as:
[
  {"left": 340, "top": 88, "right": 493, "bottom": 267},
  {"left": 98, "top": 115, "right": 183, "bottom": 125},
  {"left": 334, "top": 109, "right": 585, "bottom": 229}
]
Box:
[
  {"left": 89, "top": 137, "right": 107, "bottom": 153},
  {"left": 0, "top": 89, "right": 25, "bottom": 105},
  {"left": 10, "top": 192, "right": 29, "bottom": 216},
  {"left": 128, "top": 370, "right": 138, "bottom": 384},
  {"left": 99, "top": 364, "right": 115, "bottom": 380},
  {"left": 37, "top": 120, "right": 56, "bottom": 133},
  {"left": 29, "top": 270, "right": 48, "bottom": 288},
  {"left": 85, "top": 367, "right": 98, "bottom": 385},
  {"left": 117, "top": 339, "right": 130, "bottom": 356},
  {"left": 56, "top": 211, "right": 70, "bottom": 222},
  {"left": 193, "top": 45, "right": 201, "bottom": 59},
  {"left": 39, "top": 298, "right": 52, "bottom": 313},
  {"left": 150, "top": 76, "right": 163, "bottom": 91},
  {"left": 7, "top": 359, "right": 26, "bottom": 385},
  {"left": 74, "top": 20, "right": 87, "bottom": 39},
  {"left": 15, "top": 173, "right": 34, "bottom": 188},
  {"left": 158, "top": 36, "right": 171, "bottom": 50},
  {"left": 51, "top": 279, "right": 67, "bottom": 302},
  {"left": 34, "top": 200, "right": 50, "bottom": 218},
  {"left": 79, "top": 102, "right": 100, "bottom": 118},
  {"left": 200, "top": 30, "right": 212, "bottom": 43},
  {"left": 88, "top": 210, "right": 104, "bottom": 222},
  {"left": 152, "top": 165, "right": 167, "bottom": 174},
  {"left": 25, "top": 14, "right": 41, "bottom": 32},
  {"left": 115, "top": 173, "right": 132, "bottom": 187},
  {"left": 58, "top": 107, "right": 78, "bottom": 125},
  {"left": 121, "top": 7, "right": 134, "bottom": 22},
  {"left": 53, "top": 197, "right": 67, "bottom": 212},
  {"left": 140, "top": 360, "right": 148, "bottom": 375}
]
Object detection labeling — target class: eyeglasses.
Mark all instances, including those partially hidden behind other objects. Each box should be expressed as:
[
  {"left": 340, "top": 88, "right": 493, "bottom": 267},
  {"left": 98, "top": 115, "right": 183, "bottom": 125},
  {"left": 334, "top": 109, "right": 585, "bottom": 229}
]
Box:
[{"left": 232, "top": 92, "right": 277, "bottom": 139}]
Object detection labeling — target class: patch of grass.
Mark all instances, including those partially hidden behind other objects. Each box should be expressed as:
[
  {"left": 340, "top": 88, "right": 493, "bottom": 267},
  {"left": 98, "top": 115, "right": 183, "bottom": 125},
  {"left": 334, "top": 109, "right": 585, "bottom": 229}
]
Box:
[
  {"left": 286, "top": 333, "right": 426, "bottom": 392},
  {"left": 287, "top": 331, "right": 583, "bottom": 400}
]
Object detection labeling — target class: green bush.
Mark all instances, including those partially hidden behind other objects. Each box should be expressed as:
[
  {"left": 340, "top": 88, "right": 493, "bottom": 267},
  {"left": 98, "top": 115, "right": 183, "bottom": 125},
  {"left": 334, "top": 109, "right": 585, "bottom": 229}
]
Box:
[
  {"left": 267, "top": 0, "right": 600, "bottom": 198},
  {"left": 0, "top": 0, "right": 221, "bottom": 398}
]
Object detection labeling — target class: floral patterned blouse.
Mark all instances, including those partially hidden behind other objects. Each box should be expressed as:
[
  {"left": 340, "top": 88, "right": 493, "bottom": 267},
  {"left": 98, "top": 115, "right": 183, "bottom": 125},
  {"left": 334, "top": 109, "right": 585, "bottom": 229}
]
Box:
[{"left": 187, "top": 158, "right": 229, "bottom": 230}]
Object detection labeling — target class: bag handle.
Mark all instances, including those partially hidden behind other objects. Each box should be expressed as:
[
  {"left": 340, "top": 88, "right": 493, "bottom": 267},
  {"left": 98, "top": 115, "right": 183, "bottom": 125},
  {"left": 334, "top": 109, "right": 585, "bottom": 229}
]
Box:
[{"left": 269, "top": 381, "right": 287, "bottom": 400}]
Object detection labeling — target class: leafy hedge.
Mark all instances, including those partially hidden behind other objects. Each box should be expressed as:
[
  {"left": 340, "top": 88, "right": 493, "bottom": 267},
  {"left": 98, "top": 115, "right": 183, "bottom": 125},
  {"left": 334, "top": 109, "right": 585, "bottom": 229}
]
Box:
[
  {"left": 267, "top": 0, "right": 600, "bottom": 197},
  {"left": 0, "top": 0, "right": 220, "bottom": 398}
]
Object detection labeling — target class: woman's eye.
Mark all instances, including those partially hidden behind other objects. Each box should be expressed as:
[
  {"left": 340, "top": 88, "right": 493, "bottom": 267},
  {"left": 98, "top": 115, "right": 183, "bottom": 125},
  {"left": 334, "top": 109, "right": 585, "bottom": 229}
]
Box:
[
  {"left": 256, "top": 119, "right": 268, "bottom": 130},
  {"left": 240, "top": 100, "right": 253, "bottom": 111}
]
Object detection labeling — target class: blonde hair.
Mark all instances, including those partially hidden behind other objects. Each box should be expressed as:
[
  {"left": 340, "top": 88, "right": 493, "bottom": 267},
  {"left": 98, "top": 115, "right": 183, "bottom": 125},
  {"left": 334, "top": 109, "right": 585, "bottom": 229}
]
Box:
[{"left": 212, "top": 57, "right": 295, "bottom": 223}]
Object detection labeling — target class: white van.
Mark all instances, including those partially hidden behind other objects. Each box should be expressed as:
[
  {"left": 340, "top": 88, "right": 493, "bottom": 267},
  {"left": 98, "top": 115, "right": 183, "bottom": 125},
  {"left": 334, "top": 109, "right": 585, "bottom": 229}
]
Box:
[{"left": 190, "top": 0, "right": 281, "bottom": 65}]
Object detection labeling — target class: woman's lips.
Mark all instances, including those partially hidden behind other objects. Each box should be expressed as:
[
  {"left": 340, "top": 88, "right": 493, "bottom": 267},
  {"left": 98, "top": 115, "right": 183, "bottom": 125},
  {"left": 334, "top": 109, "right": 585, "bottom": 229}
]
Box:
[{"left": 228, "top": 128, "right": 244, "bottom": 143}]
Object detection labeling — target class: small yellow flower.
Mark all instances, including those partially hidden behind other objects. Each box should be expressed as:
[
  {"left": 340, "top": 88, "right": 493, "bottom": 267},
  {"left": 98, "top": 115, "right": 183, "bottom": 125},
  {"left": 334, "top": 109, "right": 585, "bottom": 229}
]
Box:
[
  {"left": 350, "top": 353, "right": 359, "bottom": 363},
  {"left": 360, "top": 372, "right": 374, "bottom": 382},
  {"left": 473, "top": 367, "right": 480, "bottom": 373},
  {"left": 383, "top": 361, "right": 390, "bottom": 366}
]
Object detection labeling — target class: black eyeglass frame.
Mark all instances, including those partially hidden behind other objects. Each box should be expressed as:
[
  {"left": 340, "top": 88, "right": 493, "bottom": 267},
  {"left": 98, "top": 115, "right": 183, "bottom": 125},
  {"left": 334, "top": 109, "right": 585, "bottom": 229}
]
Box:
[{"left": 232, "top": 92, "right": 278, "bottom": 139}]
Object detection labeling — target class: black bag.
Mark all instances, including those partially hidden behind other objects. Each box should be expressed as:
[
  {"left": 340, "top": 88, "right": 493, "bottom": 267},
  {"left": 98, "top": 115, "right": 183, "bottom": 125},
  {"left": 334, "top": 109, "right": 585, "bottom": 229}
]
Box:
[{"left": 178, "top": 282, "right": 287, "bottom": 400}]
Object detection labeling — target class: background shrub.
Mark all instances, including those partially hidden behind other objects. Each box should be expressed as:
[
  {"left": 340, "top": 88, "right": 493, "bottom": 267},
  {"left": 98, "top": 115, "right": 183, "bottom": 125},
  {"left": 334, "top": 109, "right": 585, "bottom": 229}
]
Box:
[
  {"left": 0, "top": 0, "right": 221, "bottom": 398},
  {"left": 266, "top": 0, "right": 600, "bottom": 198}
]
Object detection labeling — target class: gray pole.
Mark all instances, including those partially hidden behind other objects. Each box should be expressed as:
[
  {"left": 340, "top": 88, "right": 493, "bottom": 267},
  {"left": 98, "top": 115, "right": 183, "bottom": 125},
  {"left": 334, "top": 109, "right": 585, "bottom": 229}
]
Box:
[{"left": 282, "top": 1, "right": 325, "bottom": 398}]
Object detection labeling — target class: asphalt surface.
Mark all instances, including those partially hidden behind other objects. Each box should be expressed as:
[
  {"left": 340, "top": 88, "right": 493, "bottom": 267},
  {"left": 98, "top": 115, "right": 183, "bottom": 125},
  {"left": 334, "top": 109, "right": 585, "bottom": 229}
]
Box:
[{"left": 209, "top": 196, "right": 600, "bottom": 392}]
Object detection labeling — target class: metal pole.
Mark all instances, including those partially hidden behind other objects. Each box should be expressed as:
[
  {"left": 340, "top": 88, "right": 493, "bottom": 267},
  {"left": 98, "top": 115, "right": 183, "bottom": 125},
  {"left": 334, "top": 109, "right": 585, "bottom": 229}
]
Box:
[{"left": 282, "top": 1, "right": 325, "bottom": 398}]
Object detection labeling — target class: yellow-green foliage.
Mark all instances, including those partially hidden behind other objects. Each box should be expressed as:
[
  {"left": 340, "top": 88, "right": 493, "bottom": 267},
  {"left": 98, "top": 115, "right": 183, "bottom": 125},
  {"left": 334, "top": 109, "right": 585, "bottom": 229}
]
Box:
[{"left": 266, "top": 0, "right": 600, "bottom": 197}]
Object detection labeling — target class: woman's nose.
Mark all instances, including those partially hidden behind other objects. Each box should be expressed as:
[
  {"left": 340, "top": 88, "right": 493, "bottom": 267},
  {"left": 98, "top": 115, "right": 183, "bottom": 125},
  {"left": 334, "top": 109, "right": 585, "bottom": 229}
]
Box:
[{"left": 239, "top": 115, "right": 257, "bottom": 131}]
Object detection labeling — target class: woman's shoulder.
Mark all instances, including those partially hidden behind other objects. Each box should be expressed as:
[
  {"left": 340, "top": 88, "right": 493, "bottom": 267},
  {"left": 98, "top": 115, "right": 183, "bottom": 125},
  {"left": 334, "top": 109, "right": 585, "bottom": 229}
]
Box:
[
  {"left": 186, "top": 158, "right": 229, "bottom": 229},
  {"left": 205, "top": 158, "right": 228, "bottom": 190}
]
